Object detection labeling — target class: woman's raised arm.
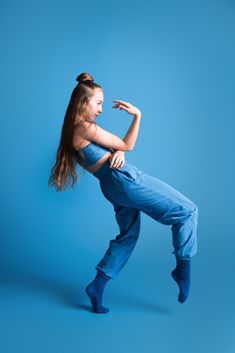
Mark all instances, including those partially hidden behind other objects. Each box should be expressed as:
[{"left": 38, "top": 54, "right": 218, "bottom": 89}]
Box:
[{"left": 78, "top": 100, "right": 142, "bottom": 151}]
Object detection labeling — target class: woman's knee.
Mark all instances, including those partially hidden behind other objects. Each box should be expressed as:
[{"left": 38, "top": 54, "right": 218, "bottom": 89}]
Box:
[{"left": 187, "top": 203, "right": 199, "bottom": 217}]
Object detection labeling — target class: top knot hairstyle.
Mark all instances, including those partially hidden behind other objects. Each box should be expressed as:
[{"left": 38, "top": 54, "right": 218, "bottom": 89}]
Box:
[
  {"left": 48, "top": 72, "right": 102, "bottom": 191},
  {"left": 76, "top": 72, "right": 94, "bottom": 83}
]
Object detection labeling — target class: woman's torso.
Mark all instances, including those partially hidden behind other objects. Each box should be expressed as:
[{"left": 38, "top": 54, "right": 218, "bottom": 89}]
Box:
[{"left": 73, "top": 131, "right": 112, "bottom": 174}]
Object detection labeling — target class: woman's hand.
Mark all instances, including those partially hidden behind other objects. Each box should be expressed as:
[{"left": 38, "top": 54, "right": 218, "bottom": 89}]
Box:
[
  {"left": 112, "top": 100, "right": 141, "bottom": 118},
  {"left": 109, "top": 150, "right": 125, "bottom": 169}
]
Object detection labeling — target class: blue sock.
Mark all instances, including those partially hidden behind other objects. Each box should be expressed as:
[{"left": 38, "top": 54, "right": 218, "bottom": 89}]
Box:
[
  {"left": 171, "top": 258, "right": 191, "bottom": 303},
  {"left": 85, "top": 270, "right": 111, "bottom": 313}
]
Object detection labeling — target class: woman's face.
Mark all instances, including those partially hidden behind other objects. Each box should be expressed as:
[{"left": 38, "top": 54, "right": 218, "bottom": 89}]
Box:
[{"left": 84, "top": 88, "right": 104, "bottom": 121}]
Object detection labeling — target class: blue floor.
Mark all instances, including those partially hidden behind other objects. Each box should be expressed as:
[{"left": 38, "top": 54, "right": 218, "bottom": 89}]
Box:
[{"left": 1, "top": 251, "right": 234, "bottom": 353}]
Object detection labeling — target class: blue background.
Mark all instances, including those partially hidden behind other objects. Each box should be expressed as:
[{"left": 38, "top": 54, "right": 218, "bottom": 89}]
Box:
[{"left": 0, "top": 0, "right": 234, "bottom": 352}]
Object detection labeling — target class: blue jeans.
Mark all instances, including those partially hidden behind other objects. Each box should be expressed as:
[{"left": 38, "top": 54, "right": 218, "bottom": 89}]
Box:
[{"left": 93, "top": 159, "right": 198, "bottom": 279}]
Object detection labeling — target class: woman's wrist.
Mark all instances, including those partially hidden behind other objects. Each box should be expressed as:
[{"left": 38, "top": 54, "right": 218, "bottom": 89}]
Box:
[{"left": 133, "top": 110, "right": 142, "bottom": 119}]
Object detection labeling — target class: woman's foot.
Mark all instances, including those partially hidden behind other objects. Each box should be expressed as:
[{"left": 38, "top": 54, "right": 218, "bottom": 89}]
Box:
[
  {"left": 85, "top": 270, "right": 111, "bottom": 313},
  {"left": 171, "top": 258, "right": 191, "bottom": 303}
]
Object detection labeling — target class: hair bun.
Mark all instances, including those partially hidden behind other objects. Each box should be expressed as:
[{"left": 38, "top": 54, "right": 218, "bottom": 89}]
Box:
[{"left": 76, "top": 72, "right": 94, "bottom": 83}]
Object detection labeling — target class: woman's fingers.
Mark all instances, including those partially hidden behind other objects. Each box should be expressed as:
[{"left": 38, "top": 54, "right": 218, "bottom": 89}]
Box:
[
  {"left": 118, "top": 105, "right": 127, "bottom": 110},
  {"left": 112, "top": 104, "right": 128, "bottom": 110},
  {"left": 110, "top": 158, "right": 119, "bottom": 168},
  {"left": 110, "top": 156, "right": 124, "bottom": 168},
  {"left": 113, "top": 100, "right": 130, "bottom": 107},
  {"left": 112, "top": 100, "right": 141, "bottom": 117},
  {"left": 112, "top": 103, "right": 125, "bottom": 108}
]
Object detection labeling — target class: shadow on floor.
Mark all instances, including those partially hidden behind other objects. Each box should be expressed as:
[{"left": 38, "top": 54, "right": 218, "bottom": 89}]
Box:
[{"left": 0, "top": 269, "right": 172, "bottom": 314}]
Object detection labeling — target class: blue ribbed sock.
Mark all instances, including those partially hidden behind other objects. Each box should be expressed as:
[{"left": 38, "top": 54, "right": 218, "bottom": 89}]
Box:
[
  {"left": 85, "top": 270, "right": 111, "bottom": 313},
  {"left": 171, "top": 258, "right": 191, "bottom": 303}
]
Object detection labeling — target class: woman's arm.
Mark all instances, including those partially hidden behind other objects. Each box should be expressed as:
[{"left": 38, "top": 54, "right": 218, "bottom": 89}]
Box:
[
  {"left": 109, "top": 111, "right": 139, "bottom": 168},
  {"left": 111, "top": 99, "right": 142, "bottom": 150},
  {"left": 77, "top": 100, "right": 142, "bottom": 151},
  {"left": 109, "top": 150, "right": 125, "bottom": 169},
  {"left": 122, "top": 113, "right": 141, "bottom": 150}
]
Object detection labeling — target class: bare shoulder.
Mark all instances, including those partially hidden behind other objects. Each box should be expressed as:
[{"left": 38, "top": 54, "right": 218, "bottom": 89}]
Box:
[
  {"left": 76, "top": 121, "right": 97, "bottom": 134},
  {"left": 73, "top": 122, "right": 95, "bottom": 150},
  {"left": 74, "top": 120, "right": 129, "bottom": 152}
]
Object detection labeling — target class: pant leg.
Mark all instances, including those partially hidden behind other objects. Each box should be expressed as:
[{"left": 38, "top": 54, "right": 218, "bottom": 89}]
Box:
[
  {"left": 98, "top": 161, "right": 198, "bottom": 260},
  {"left": 95, "top": 205, "right": 141, "bottom": 279},
  {"left": 142, "top": 194, "right": 199, "bottom": 259},
  {"left": 132, "top": 174, "right": 199, "bottom": 259}
]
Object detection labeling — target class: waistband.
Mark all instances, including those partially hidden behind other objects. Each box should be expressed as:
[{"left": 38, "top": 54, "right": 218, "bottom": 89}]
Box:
[{"left": 93, "top": 159, "right": 111, "bottom": 179}]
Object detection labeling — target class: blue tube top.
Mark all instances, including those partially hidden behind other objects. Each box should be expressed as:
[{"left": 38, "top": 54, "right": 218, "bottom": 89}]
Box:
[{"left": 78, "top": 142, "right": 113, "bottom": 167}]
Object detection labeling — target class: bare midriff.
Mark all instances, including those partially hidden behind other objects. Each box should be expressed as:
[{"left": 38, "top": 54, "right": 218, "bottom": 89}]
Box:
[
  {"left": 73, "top": 135, "right": 112, "bottom": 174},
  {"left": 85, "top": 151, "right": 112, "bottom": 174}
]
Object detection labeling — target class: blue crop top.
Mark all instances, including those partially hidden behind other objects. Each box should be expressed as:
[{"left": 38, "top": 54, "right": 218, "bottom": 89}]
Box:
[{"left": 77, "top": 142, "right": 114, "bottom": 167}]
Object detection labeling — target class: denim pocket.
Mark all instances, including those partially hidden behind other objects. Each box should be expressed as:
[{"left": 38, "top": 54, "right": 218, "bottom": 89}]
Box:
[
  {"left": 121, "top": 169, "right": 136, "bottom": 182},
  {"left": 114, "top": 162, "right": 137, "bottom": 182}
]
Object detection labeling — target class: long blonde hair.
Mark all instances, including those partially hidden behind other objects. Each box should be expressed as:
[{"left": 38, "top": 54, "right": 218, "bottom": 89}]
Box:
[{"left": 48, "top": 72, "right": 102, "bottom": 191}]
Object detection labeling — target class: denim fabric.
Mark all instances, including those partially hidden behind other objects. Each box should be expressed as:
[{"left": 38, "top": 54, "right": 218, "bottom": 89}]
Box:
[{"left": 93, "top": 159, "right": 198, "bottom": 279}]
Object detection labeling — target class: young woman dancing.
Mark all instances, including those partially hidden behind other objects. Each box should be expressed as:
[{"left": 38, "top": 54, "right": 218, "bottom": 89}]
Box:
[{"left": 48, "top": 72, "right": 199, "bottom": 314}]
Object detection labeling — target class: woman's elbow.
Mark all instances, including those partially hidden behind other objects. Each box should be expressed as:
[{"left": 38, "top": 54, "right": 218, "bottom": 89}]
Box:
[{"left": 125, "top": 144, "right": 133, "bottom": 151}]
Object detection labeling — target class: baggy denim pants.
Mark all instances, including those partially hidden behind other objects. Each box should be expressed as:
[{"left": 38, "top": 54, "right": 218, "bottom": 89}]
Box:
[{"left": 93, "top": 159, "right": 198, "bottom": 279}]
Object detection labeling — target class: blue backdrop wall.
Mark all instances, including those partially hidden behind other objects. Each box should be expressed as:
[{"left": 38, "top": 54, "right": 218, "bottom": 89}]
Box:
[{"left": 0, "top": 1, "right": 234, "bottom": 352}]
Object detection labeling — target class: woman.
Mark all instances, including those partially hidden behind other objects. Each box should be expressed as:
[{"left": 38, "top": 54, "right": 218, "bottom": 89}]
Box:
[{"left": 48, "top": 72, "right": 199, "bottom": 314}]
